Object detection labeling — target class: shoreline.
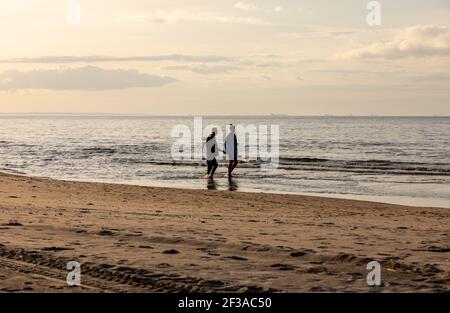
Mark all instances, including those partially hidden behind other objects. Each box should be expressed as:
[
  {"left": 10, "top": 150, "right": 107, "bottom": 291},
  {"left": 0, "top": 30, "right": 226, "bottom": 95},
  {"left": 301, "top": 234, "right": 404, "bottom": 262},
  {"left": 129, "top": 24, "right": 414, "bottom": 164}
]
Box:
[
  {"left": 0, "top": 172, "right": 449, "bottom": 292},
  {"left": 2, "top": 169, "right": 449, "bottom": 209}
]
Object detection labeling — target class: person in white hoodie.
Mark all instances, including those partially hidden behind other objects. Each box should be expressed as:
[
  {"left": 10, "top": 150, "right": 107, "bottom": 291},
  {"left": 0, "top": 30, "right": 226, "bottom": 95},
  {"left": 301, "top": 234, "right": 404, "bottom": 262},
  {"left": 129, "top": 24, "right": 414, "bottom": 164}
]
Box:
[{"left": 224, "top": 124, "right": 239, "bottom": 178}]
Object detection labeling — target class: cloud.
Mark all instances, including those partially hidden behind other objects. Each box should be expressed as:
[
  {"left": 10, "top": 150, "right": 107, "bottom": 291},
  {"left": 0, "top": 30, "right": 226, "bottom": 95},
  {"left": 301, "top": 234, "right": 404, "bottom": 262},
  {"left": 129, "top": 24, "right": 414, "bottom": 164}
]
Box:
[
  {"left": 283, "top": 26, "right": 363, "bottom": 39},
  {"left": 123, "top": 10, "right": 269, "bottom": 26},
  {"left": 1, "top": 54, "right": 231, "bottom": 64},
  {"left": 0, "top": 66, "right": 177, "bottom": 91},
  {"left": 260, "top": 74, "right": 272, "bottom": 80},
  {"left": 234, "top": 2, "right": 258, "bottom": 11},
  {"left": 297, "top": 7, "right": 313, "bottom": 15},
  {"left": 308, "top": 69, "right": 450, "bottom": 85},
  {"left": 0, "top": 54, "right": 288, "bottom": 75},
  {"left": 274, "top": 6, "right": 283, "bottom": 12},
  {"left": 338, "top": 25, "right": 450, "bottom": 59},
  {"left": 409, "top": 72, "right": 450, "bottom": 83},
  {"left": 162, "top": 65, "right": 237, "bottom": 75}
]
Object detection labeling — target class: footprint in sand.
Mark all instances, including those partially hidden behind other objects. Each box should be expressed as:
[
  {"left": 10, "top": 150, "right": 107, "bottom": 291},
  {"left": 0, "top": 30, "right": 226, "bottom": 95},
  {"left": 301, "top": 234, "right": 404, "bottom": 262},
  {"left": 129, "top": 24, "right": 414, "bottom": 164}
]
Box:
[
  {"left": 162, "top": 249, "right": 179, "bottom": 254},
  {"left": 139, "top": 245, "right": 154, "bottom": 249},
  {"left": 270, "top": 263, "right": 296, "bottom": 271},
  {"left": 290, "top": 251, "right": 307, "bottom": 257},
  {"left": 97, "top": 229, "right": 118, "bottom": 236},
  {"left": 201, "top": 280, "right": 225, "bottom": 287},
  {"left": 427, "top": 246, "right": 450, "bottom": 252},
  {"left": 224, "top": 256, "right": 248, "bottom": 261},
  {"left": 5, "top": 221, "right": 23, "bottom": 226},
  {"left": 306, "top": 266, "right": 328, "bottom": 273},
  {"left": 41, "top": 247, "right": 74, "bottom": 252}
]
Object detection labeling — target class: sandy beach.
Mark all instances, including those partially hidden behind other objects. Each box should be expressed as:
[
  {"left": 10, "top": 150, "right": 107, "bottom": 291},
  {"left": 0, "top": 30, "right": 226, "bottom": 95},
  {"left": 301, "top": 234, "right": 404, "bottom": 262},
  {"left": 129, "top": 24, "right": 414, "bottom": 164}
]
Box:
[{"left": 0, "top": 172, "right": 448, "bottom": 293}]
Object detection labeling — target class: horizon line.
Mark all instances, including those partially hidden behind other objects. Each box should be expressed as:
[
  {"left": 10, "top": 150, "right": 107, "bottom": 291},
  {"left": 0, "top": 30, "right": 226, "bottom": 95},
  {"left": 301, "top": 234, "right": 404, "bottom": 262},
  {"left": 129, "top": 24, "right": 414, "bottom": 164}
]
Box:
[{"left": 0, "top": 112, "right": 449, "bottom": 118}]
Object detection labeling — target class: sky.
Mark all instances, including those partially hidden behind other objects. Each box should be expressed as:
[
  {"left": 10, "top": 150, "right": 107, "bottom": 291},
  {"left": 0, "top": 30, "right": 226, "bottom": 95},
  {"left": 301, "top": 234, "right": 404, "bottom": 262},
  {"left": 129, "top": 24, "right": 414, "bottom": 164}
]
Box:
[{"left": 0, "top": 0, "right": 449, "bottom": 115}]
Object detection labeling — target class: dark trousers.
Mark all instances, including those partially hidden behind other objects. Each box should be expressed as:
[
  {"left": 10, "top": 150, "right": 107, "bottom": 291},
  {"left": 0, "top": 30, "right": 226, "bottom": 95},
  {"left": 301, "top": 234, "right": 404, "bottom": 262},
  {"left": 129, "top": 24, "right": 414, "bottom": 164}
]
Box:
[{"left": 207, "top": 158, "right": 218, "bottom": 174}]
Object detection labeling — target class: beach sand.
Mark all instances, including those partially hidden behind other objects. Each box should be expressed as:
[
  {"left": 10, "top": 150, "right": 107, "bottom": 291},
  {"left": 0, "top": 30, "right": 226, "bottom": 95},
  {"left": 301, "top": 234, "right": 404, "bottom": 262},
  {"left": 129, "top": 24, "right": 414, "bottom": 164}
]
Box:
[{"left": 0, "top": 172, "right": 448, "bottom": 292}]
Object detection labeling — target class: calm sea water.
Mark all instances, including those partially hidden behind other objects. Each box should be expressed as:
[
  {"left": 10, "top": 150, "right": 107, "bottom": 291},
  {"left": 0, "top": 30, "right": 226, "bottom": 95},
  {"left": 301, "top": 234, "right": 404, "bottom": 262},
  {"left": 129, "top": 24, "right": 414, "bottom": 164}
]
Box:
[{"left": 0, "top": 115, "right": 449, "bottom": 207}]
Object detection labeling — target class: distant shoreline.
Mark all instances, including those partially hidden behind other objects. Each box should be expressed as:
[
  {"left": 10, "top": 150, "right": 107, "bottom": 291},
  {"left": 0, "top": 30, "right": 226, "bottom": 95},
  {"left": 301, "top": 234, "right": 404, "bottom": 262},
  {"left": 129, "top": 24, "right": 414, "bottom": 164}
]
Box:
[{"left": 1, "top": 169, "right": 448, "bottom": 209}]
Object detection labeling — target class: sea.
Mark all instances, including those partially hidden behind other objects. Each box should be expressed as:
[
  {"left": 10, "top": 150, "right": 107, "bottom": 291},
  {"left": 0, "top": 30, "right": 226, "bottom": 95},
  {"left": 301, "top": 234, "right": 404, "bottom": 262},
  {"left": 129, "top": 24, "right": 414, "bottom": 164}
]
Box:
[{"left": 0, "top": 115, "right": 449, "bottom": 208}]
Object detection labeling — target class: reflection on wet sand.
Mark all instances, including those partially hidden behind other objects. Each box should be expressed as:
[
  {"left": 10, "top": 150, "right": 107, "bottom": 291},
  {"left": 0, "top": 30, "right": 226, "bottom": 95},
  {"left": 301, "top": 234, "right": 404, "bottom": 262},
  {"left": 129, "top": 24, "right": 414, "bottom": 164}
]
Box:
[
  {"left": 228, "top": 177, "right": 238, "bottom": 191},
  {"left": 205, "top": 177, "right": 238, "bottom": 191},
  {"left": 207, "top": 178, "right": 217, "bottom": 190}
]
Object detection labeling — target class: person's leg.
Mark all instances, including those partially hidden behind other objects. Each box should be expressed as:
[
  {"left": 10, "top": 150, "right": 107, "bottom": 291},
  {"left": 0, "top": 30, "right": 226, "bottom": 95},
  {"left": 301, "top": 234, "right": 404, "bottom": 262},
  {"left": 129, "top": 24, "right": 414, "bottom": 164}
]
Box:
[
  {"left": 230, "top": 151, "right": 239, "bottom": 173},
  {"left": 228, "top": 160, "right": 238, "bottom": 176},
  {"left": 231, "top": 160, "right": 238, "bottom": 171},
  {"left": 207, "top": 161, "right": 212, "bottom": 176},
  {"left": 210, "top": 159, "right": 218, "bottom": 178},
  {"left": 228, "top": 160, "right": 233, "bottom": 177}
]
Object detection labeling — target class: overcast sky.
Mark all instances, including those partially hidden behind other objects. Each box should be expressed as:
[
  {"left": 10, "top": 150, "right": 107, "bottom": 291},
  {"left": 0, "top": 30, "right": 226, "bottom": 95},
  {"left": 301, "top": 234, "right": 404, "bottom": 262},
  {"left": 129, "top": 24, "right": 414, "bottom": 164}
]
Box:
[{"left": 0, "top": 0, "right": 449, "bottom": 115}]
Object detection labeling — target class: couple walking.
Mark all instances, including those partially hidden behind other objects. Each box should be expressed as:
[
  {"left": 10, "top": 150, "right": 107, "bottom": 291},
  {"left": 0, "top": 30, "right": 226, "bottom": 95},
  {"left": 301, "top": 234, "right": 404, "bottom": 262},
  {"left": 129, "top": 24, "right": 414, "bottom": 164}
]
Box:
[{"left": 206, "top": 125, "right": 238, "bottom": 179}]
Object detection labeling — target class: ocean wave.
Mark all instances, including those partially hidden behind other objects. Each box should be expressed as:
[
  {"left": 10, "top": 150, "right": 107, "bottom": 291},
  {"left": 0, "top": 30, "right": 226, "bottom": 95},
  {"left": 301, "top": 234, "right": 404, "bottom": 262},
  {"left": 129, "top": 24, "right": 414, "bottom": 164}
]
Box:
[
  {"left": 80, "top": 147, "right": 117, "bottom": 155},
  {"left": 277, "top": 157, "right": 450, "bottom": 176},
  {"left": 101, "top": 156, "right": 450, "bottom": 176}
]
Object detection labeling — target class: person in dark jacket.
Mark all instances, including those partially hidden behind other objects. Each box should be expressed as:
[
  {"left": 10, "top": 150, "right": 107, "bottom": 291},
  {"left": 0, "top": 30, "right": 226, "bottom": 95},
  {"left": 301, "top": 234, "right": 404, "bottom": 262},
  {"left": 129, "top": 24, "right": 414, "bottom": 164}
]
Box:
[{"left": 206, "top": 127, "right": 219, "bottom": 178}]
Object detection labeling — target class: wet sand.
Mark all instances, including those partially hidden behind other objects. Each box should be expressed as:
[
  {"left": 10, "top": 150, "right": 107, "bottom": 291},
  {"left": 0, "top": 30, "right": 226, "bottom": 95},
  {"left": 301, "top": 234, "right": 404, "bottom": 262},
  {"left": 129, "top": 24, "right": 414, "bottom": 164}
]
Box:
[{"left": 0, "top": 172, "right": 448, "bottom": 292}]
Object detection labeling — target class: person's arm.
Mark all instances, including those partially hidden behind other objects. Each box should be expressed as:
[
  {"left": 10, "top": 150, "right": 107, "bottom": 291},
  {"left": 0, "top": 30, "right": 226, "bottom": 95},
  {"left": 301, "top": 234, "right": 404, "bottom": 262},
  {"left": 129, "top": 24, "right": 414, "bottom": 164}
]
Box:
[{"left": 213, "top": 138, "right": 223, "bottom": 153}]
